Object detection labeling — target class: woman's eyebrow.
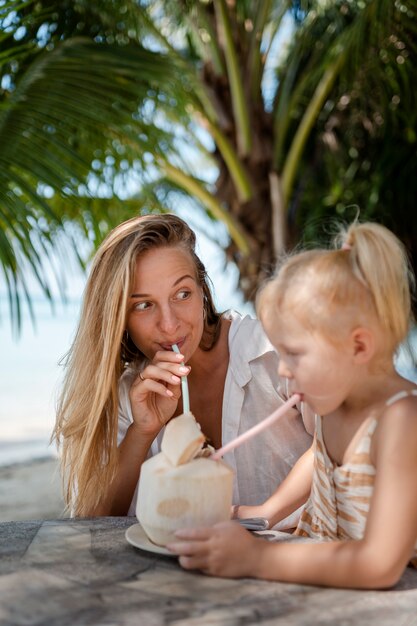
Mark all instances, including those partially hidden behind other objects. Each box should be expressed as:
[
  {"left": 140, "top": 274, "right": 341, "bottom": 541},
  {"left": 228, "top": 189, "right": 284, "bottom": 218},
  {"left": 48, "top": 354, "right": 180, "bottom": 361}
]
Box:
[{"left": 130, "top": 274, "right": 195, "bottom": 298}]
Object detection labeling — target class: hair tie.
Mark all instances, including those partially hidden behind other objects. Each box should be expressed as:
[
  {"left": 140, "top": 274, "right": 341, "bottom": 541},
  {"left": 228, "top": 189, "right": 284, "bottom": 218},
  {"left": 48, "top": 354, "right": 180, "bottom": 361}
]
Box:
[{"left": 341, "top": 242, "right": 352, "bottom": 251}]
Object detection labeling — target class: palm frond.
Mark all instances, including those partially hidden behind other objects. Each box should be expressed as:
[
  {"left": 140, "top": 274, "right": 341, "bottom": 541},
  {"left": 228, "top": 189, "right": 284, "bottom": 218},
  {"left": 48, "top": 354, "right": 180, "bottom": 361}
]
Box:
[{"left": 214, "top": 0, "right": 252, "bottom": 156}]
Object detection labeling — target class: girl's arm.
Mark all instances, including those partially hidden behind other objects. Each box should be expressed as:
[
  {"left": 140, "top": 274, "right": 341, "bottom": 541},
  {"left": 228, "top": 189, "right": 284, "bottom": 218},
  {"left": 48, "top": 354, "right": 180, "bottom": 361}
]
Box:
[
  {"left": 253, "top": 399, "right": 417, "bottom": 588},
  {"left": 235, "top": 444, "right": 314, "bottom": 526},
  {"left": 170, "top": 397, "right": 417, "bottom": 588}
]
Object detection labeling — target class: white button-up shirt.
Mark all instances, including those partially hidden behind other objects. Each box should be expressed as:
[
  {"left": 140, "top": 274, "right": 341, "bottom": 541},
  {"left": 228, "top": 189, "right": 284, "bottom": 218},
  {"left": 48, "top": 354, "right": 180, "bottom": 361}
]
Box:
[{"left": 118, "top": 311, "right": 314, "bottom": 527}]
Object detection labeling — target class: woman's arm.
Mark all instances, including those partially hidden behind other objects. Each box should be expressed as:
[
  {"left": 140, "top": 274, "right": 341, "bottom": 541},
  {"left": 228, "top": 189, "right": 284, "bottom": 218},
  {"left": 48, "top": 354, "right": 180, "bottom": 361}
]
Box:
[
  {"left": 235, "top": 445, "right": 314, "bottom": 526},
  {"left": 85, "top": 350, "right": 189, "bottom": 516},
  {"left": 86, "top": 423, "right": 154, "bottom": 516}
]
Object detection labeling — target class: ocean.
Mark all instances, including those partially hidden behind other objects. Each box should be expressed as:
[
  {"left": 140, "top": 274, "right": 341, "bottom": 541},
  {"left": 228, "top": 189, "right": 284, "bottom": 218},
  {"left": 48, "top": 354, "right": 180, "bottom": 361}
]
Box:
[{"left": 0, "top": 296, "right": 80, "bottom": 466}]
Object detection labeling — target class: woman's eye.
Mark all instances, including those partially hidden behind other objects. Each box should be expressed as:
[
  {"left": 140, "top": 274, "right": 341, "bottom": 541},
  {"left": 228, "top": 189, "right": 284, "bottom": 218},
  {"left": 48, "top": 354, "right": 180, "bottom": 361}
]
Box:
[
  {"left": 176, "top": 289, "right": 191, "bottom": 301},
  {"left": 134, "top": 301, "right": 152, "bottom": 311}
]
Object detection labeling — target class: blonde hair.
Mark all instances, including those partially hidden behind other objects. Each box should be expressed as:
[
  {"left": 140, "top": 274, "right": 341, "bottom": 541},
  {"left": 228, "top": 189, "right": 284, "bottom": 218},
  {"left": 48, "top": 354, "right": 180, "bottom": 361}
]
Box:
[
  {"left": 258, "top": 222, "right": 414, "bottom": 358},
  {"left": 53, "top": 213, "right": 221, "bottom": 515}
]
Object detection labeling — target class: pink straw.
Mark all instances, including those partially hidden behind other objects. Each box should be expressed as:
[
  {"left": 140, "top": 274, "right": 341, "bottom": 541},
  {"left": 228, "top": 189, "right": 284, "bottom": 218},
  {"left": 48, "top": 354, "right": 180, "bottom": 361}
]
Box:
[{"left": 211, "top": 394, "right": 301, "bottom": 461}]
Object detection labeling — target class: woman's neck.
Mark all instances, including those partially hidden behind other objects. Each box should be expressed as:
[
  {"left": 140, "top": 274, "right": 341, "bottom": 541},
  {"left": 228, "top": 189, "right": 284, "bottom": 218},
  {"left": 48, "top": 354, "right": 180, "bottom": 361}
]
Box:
[
  {"left": 187, "top": 317, "right": 231, "bottom": 379},
  {"left": 177, "top": 317, "right": 231, "bottom": 449}
]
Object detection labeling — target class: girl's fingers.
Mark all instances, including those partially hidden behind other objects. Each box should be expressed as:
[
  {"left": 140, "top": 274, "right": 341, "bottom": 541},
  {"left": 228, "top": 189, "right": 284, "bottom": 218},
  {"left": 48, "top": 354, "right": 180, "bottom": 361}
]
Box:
[
  {"left": 166, "top": 541, "right": 205, "bottom": 557},
  {"left": 173, "top": 527, "right": 212, "bottom": 541},
  {"left": 178, "top": 554, "right": 209, "bottom": 571},
  {"left": 167, "top": 529, "right": 213, "bottom": 558},
  {"left": 166, "top": 540, "right": 198, "bottom": 556},
  {"left": 167, "top": 539, "right": 210, "bottom": 567}
]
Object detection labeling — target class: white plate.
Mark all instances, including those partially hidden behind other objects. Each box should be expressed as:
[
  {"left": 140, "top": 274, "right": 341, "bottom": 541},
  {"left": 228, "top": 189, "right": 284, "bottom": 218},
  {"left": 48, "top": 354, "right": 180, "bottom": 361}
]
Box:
[{"left": 125, "top": 523, "right": 175, "bottom": 557}]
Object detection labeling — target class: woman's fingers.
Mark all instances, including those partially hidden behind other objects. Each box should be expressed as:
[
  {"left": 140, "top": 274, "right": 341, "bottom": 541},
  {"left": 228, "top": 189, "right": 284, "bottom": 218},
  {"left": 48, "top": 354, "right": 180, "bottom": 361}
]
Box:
[
  {"left": 132, "top": 377, "right": 179, "bottom": 399},
  {"left": 153, "top": 349, "right": 186, "bottom": 364},
  {"left": 136, "top": 363, "right": 190, "bottom": 387},
  {"left": 128, "top": 349, "right": 190, "bottom": 434}
]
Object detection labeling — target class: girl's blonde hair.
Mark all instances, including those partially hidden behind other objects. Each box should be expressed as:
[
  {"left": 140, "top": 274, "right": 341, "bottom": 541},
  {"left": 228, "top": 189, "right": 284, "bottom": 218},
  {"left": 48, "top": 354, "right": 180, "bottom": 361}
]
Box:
[
  {"left": 257, "top": 221, "right": 414, "bottom": 358},
  {"left": 53, "top": 213, "right": 221, "bottom": 515}
]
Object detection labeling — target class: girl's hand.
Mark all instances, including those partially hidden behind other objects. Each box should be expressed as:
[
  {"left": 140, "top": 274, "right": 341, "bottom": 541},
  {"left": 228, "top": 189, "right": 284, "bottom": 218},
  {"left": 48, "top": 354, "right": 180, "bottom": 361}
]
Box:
[
  {"left": 129, "top": 349, "right": 190, "bottom": 438},
  {"left": 167, "top": 521, "right": 260, "bottom": 578},
  {"left": 232, "top": 504, "right": 269, "bottom": 522}
]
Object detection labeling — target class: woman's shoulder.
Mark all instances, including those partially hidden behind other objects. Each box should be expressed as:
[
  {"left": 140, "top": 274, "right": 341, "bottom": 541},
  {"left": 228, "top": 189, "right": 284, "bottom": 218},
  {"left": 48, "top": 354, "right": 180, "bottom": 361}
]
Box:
[
  {"left": 224, "top": 309, "right": 273, "bottom": 353},
  {"left": 118, "top": 365, "right": 140, "bottom": 407},
  {"left": 223, "top": 310, "right": 278, "bottom": 387},
  {"left": 119, "top": 365, "right": 139, "bottom": 387}
]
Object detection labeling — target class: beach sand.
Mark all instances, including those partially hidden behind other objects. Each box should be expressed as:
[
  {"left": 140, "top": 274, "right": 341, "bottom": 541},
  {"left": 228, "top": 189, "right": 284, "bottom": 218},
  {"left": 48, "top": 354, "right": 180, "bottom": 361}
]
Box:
[{"left": 0, "top": 457, "right": 66, "bottom": 522}]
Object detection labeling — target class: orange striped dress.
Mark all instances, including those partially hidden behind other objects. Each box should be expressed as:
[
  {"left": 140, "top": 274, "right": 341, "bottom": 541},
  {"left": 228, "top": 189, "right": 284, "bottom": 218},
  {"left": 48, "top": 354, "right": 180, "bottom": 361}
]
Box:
[{"left": 294, "top": 390, "right": 417, "bottom": 567}]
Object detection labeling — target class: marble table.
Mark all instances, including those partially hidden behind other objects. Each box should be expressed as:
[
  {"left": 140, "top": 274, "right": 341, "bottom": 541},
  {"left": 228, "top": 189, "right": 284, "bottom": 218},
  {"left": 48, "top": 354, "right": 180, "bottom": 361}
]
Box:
[{"left": 1, "top": 517, "right": 416, "bottom": 626}]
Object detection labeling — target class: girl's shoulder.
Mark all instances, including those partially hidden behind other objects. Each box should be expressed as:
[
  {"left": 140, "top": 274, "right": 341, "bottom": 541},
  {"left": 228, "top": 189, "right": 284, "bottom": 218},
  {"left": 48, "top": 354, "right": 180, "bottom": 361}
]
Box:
[
  {"left": 374, "top": 386, "right": 417, "bottom": 459},
  {"left": 384, "top": 387, "right": 417, "bottom": 408},
  {"left": 382, "top": 387, "right": 417, "bottom": 422}
]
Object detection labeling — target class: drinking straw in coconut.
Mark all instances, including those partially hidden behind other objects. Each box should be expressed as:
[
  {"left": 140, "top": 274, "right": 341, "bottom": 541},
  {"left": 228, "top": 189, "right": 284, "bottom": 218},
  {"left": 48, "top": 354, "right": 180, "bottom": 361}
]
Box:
[
  {"left": 211, "top": 393, "right": 301, "bottom": 461},
  {"left": 172, "top": 344, "right": 190, "bottom": 414}
]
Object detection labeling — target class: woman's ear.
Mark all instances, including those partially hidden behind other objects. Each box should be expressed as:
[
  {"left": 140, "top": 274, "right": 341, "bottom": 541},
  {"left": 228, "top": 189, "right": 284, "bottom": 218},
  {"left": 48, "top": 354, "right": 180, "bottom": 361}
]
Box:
[{"left": 350, "top": 327, "right": 375, "bottom": 364}]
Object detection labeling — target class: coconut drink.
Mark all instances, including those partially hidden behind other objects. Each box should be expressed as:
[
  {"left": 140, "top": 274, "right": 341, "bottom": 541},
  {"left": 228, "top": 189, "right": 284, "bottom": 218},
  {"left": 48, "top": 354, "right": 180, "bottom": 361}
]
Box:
[{"left": 137, "top": 412, "right": 234, "bottom": 546}]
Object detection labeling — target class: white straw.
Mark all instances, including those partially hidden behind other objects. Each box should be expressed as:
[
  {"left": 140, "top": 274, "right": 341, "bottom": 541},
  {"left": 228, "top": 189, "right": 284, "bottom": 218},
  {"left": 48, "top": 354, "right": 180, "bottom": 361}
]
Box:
[
  {"left": 211, "top": 393, "right": 301, "bottom": 460},
  {"left": 172, "top": 344, "right": 190, "bottom": 413}
]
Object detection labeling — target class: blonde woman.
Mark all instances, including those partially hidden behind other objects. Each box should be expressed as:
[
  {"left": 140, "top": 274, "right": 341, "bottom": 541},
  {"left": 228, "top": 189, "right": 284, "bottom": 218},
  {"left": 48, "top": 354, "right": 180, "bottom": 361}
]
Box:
[{"left": 54, "top": 214, "right": 313, "bottom": 517}]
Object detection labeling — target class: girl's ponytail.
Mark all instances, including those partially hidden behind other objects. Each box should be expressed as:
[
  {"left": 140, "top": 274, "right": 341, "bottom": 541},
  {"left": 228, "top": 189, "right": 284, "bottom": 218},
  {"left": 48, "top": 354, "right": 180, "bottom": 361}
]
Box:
[{"left": 337, "top": 222, "right": 414, "bottom": 350}]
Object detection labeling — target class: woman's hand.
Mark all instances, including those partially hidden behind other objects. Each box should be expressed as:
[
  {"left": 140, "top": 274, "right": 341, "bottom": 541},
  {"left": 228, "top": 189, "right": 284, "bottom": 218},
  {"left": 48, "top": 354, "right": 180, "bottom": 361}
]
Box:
[
  {"left": 167, "top": 521, "right": 261, "bottom": 578},
  {"left": 129, "top": 349, "right": 190, "bottom": 438}
]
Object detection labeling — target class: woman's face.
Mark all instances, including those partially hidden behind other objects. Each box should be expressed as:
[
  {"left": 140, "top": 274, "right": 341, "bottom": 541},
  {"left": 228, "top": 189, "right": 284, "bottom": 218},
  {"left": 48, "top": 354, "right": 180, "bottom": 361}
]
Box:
[{"left": 126, "top": 246, "right": 205, "bottom": 363}]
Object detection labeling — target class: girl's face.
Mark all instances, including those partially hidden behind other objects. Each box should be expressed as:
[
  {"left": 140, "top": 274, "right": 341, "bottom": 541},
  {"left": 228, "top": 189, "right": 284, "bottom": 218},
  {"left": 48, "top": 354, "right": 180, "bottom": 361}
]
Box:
[
  {"left": 266, "top": 311, "right": 355, "bottom": 416},
  {"left": 126, "top": 246, "right": 205, "bottom": 362}
]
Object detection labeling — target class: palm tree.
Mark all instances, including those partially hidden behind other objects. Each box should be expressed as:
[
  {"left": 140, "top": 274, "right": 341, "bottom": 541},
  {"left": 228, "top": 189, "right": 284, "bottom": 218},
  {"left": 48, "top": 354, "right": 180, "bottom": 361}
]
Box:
[{"left": 1, "top": 0, "right": 416, "bottom": 328}]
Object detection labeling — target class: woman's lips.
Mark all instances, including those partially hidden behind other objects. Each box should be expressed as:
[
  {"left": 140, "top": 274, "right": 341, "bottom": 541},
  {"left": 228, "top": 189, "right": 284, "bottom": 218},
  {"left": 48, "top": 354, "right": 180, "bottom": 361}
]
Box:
[{"left": 159, "top": 337, "right": 186, "bottom": 351}]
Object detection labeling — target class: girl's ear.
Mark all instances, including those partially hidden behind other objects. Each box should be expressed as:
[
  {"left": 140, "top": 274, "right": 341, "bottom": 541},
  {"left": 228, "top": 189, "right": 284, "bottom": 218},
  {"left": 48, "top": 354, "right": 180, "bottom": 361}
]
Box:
[{"left": 350, "top": 327, "right": 375, "bottom": 364}]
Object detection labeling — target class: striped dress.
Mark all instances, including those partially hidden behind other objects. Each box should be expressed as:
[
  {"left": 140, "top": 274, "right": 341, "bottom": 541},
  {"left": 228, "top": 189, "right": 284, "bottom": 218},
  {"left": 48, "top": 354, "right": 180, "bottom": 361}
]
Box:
[{"left": 294, "top": 390, "right": 417, "bottom": 567}]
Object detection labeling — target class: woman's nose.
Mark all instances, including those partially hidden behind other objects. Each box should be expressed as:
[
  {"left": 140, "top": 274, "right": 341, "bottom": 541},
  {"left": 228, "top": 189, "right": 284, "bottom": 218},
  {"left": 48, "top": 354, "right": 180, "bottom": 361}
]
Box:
[
  {"left": 158, "top": 305, "right": 179, "bottom": 334},
  {"left": 278, "top": 359, "right": 293, "bottom": 379}
]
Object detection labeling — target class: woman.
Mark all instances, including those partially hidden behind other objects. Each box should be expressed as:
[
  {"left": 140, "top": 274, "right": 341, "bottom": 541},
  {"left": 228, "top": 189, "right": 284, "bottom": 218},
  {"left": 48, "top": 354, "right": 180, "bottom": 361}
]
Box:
[{"left": 54, "top": 214, "right": 313, "bottom": 518}]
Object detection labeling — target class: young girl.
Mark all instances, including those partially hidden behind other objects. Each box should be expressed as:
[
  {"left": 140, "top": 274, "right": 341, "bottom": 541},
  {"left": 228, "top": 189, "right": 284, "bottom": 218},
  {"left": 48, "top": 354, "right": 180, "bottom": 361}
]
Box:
[{"left": 168, "top": 221, "right": 417, "bottom": 589}]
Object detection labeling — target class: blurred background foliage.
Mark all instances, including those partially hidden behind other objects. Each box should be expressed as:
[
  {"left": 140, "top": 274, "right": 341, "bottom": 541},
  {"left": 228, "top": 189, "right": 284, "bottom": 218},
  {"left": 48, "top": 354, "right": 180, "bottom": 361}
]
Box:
[{"left": 1, "top": 0, "right": 416, "bottom": 330}]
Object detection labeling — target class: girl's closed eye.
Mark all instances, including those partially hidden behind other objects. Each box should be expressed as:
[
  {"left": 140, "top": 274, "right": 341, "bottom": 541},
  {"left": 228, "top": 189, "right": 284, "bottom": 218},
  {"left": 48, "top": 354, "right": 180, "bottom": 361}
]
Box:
[
  {"left": 278, "top": 345, "right": 301, "bottom": 359},
  {"left": 285, "top": 350, "right": 300, "bottom": 358}
]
